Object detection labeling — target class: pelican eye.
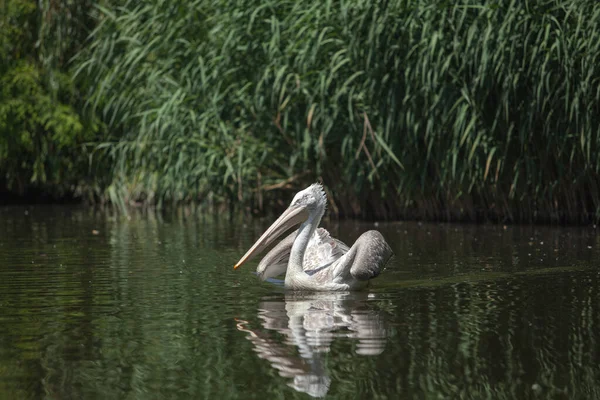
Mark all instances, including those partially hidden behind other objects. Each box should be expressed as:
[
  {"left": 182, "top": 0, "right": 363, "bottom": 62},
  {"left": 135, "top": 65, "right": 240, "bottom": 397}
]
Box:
[{"left": 292, "top": 193, "right": 311, "bottom": 206}]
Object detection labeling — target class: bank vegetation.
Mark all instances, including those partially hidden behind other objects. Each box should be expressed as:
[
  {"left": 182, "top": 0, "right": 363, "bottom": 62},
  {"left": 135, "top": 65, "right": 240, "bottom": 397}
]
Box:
[{"left": 1, "top": 0, "right": 600, "bottom": 223}]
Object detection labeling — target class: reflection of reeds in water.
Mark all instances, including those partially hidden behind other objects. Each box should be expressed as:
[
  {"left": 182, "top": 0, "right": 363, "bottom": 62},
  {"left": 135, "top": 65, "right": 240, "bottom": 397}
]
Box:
[
  {"left": 392, "top": 274, "right": 600, "bottom": 399},
  {"left": 236, "top": 293, "right": 388, "bottom": 397}
]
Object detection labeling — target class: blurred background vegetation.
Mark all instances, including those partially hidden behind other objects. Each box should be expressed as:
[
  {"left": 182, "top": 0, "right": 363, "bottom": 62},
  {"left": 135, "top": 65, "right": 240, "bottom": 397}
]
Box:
[{"left": 1, "top": 0, "right": 600, "bottom": 223}]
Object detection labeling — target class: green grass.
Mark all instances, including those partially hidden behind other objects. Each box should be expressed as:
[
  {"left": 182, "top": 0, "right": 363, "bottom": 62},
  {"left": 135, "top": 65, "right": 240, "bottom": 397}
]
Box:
[
  {"left": 74, "top": 0, "right": 600, "bottom": 222},
  {"left": 5, "top": 0, "right": 600, "bottom": 223}
]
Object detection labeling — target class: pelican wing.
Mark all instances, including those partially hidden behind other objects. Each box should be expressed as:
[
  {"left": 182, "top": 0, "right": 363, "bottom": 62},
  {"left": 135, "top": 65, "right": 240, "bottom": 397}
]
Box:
[
  {"left": 349, "top": 230, "right": 393, "bottom": 280},
  {"left": 330, "top": 230, "right": 393, "bottom": 282},
  {"left": 303, "top": 228, "right": 349, "bottom": 273}
]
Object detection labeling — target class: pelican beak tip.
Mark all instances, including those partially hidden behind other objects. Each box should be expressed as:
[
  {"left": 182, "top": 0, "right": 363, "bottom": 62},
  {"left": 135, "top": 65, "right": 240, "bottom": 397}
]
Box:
[{"left": 233, "top": 264, "right": 240, "bottom": 270}]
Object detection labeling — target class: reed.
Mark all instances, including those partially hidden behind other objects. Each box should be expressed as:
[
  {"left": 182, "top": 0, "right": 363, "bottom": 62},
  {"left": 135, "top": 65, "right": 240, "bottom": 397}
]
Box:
[{"left": 74, "top": 0, "right": 600, "bottom": 222}]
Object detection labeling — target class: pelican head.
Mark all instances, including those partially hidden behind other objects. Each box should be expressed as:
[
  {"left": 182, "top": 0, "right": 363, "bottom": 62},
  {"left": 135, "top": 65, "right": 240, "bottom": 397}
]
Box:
[
  {"left": 234, "top": 183, "right": 327, "bottom": 270},
  {"left": 288, "top": 183, "right": 327, "bottom": 214}
]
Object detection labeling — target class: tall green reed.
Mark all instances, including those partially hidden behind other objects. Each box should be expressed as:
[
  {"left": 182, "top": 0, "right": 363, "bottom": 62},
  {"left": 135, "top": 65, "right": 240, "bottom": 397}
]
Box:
[{"left": 77, "top": 0, "right": 600, "bottom": 222}]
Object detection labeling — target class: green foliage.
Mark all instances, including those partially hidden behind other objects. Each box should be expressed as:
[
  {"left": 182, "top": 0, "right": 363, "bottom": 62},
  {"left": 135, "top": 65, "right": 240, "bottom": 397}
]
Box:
[
  {"left": 0, "top": 0, "right": 100, "bottom": 198},
  {"left": 76, "top": 0, "right": 600, "bottom": 222},
  {"left": 0, "top": 62, "right": 84, "bottom": 190},
  {"left": 2, "top": 0, "right": 600, "bottom": 221}
]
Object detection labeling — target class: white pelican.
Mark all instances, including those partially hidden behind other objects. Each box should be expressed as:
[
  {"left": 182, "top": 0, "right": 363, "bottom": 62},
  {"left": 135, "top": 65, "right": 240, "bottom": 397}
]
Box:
[
  {"left": 234, "top": 183, "right": 393, "bottom": 290},
  {"left": 254, "top": 228, "right": 349, "bottom": 281}
]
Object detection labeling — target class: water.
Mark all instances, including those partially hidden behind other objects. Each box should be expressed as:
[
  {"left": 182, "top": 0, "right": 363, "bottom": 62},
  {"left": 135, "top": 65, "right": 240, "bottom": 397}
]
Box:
[{"left": 0, "top": 206, "right": 599, "bottom": 399}]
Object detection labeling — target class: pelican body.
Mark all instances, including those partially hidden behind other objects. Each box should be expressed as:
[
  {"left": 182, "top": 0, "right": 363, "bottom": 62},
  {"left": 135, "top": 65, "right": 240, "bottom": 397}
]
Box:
[
  {"left": 234, "top": 184, "right": 393, "bottom": 291},
  {"left": 255, "top": 228, "right": 349, "bottom": 281}
]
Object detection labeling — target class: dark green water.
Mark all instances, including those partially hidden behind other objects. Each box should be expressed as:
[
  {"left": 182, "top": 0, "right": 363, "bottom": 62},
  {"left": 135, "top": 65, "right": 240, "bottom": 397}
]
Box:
[{"left": 1, "top": 207, "right": 599, "bottom": 399}]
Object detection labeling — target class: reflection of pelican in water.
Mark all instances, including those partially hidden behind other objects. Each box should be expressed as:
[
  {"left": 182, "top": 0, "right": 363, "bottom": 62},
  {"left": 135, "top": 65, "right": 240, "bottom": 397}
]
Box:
[
  {"left": 236, "top": 292, "right": 387, "bottom": 398},
  {"left": 234, "top": 184, "right": 393, "bottom": 290}
]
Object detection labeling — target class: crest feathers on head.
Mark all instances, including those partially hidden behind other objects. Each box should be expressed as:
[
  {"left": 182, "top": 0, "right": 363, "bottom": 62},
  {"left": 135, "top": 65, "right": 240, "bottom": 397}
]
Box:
[{"left": 310, "top": 182, "right": 327, "bottom": 209}]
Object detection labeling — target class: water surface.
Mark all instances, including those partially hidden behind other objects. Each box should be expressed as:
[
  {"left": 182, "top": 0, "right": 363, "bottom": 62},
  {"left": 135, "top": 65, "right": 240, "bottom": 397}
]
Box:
[{"left": 0, "top": 207, "right": 599, "bottom": 399}]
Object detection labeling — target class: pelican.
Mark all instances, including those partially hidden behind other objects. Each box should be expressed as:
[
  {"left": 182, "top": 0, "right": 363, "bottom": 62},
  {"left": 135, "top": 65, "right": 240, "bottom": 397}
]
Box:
[
  {"left": 234, "top": 183, "right": 393, "bottom": 290},
  {"left": 255, "top": 228, "right": 349, "bottom": 281}
]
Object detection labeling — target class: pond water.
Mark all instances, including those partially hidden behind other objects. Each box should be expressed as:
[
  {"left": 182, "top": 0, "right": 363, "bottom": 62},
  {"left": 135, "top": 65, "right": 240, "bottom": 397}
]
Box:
[{"left": 0, "top": 206, "right": 599, "bottom": 399}]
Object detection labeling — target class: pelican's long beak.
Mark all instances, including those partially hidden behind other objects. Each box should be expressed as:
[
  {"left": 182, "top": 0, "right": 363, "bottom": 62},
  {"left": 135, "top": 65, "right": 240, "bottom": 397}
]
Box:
[{"left": 234, "top": 205, "right": 308, "bottom": 270}]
